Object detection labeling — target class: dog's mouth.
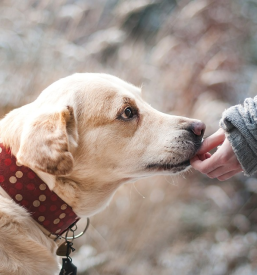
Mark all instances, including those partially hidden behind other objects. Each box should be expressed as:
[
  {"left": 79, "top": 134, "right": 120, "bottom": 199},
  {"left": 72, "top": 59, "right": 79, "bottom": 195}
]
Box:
[
  {"left": 144, "top": 138, "right": 203, "bottom": 174},
  {"left": 146, "top": 159, "right": 190, "bottom": 172}
]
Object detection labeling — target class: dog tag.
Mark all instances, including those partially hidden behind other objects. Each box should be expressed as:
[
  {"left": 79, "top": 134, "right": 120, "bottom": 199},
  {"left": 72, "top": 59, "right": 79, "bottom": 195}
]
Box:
[
  {"left": 56, "top": 241, "right": 72, "bottom": 257},
  {"left": 59, "top": 258, "right": 77, "bottom": 275}
]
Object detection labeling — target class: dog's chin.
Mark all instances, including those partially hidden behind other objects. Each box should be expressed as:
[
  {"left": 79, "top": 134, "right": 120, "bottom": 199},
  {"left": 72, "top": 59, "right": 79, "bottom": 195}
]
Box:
[{"left": 146, "top": 159, "right": 190, "bottom": 174}]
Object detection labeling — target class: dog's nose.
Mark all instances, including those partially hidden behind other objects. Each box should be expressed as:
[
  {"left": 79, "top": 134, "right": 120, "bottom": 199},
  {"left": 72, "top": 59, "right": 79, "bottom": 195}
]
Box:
[{"left": 190, "top": 121, "right": 206, "bottom": 137}]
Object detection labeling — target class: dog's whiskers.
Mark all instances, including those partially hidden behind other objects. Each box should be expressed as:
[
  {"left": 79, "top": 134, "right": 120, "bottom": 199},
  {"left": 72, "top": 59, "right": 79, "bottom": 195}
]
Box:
[{"left": 133, "top": 183, "right": 146, "bottom": 199}]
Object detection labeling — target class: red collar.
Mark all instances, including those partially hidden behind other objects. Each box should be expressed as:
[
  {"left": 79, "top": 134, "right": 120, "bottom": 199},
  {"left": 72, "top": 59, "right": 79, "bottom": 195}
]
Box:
[{"left": 0, "top": 143, "right": 80, "bottom": 236}]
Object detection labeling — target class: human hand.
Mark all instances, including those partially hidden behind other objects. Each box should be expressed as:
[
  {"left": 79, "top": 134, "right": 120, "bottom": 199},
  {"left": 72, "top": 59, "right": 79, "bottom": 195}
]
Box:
[{"left": 190, "top": 128, "right": 243, "bottom": 181}]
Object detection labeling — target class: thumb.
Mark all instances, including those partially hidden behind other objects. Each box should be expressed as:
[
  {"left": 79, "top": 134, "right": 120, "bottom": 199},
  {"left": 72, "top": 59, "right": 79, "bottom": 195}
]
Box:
[{"left": 197, "top": 128, "right": 225, "bottom": 155}]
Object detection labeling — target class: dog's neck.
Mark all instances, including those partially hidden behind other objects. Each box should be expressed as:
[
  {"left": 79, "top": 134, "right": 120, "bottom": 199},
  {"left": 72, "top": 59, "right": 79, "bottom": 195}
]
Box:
[{"left": 0, "top": 143, "right": 80, "bottom": 236}]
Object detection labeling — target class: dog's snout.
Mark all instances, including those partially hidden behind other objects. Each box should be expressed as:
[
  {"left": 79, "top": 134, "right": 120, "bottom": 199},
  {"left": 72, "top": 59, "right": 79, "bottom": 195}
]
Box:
[{"left": 190, "top": 121, "right": 206, "bottom": 137}]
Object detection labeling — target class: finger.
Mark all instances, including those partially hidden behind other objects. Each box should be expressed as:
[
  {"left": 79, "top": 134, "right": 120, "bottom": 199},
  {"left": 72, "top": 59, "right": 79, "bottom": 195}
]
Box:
[
  {"left": 197, "top": 152, "right": 212, "bottom": 161},
  {"left": 207, "top": 166, "right": 235, "bottom": 179},
  {"left": 190, "top": 154, "right": 221, "bottom": 174},
  {"left": 197, "top": 128, "right": 225, "bottom": 155},
  {"left": 207, "top": 157, "right": 242, "bottom": 178},
  {"left": 190, "top": 155, "right": 203, "bottom": 165},
  {"left": 205, "top": 152, "right": 212, "bottom": 159},
  {"left": 217, "top": 169, "right": 243, "bottom": 181},
  {"left": 198, "top": 154, "right": 206, "bottom": 161}
]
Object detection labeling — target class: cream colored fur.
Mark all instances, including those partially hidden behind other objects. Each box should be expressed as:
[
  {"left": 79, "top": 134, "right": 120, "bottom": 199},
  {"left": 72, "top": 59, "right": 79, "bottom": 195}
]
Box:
[{"left": 0, "top": 73, "right": 203, "bottom": 274}]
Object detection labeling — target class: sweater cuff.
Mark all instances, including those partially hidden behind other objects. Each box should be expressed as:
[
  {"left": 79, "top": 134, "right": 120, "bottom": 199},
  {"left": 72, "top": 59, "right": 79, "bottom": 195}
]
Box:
[{"left": 220, "top": 107, "right": 257, "bottom": 176}]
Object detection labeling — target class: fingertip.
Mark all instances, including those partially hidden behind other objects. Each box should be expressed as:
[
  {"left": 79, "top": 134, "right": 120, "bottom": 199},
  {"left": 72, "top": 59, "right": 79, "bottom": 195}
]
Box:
[
  {"left": 205, "top": 152, "right": 212, "bottom": 159},
  {"left": 198, "top": 154, "right": 206, "bottom": 161},
  {"left": 192, "top": 153, "right": 212, "bottom": 162},
  {"left": 197, "top": 129, "right": 226, "bottom": 154}
]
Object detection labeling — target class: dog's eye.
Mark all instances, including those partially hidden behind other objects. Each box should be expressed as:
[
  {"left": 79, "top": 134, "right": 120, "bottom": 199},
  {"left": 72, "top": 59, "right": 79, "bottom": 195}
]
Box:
[{"left": 122, "top": 107, "right": 134, "bottom": 119}]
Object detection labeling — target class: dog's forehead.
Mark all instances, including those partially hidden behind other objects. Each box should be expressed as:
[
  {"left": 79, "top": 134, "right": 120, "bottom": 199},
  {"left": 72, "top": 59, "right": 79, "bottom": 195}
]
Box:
[
  {"left": 80, "top": 74, "right": 142, "bottom": 107},
  {"left": 91, "top": 74, "right": 141, "bottom": 98},
  {"left": 69, "top": 74, "right": 144, "bottom": 125},
  {"left": 37, "top": 73, "right": 142, "bottom": 116}
]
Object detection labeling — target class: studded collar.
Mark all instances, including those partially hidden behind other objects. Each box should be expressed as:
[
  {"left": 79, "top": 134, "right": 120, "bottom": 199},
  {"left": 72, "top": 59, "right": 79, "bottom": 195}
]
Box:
[{"left": 0, "top": 143, "right": 80, "bottom": 237}]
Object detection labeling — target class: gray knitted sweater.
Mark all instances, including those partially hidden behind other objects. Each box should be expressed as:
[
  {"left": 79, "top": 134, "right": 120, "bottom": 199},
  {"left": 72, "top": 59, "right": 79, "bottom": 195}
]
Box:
[{"left": 220, "top": 96, "right": 257, "bottom": 176}]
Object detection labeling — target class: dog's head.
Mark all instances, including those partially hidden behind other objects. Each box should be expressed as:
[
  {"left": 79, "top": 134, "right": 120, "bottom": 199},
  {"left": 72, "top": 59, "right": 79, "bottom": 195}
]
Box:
[{"left": 0, "top": 73, "right": 205, "bottom": 215}]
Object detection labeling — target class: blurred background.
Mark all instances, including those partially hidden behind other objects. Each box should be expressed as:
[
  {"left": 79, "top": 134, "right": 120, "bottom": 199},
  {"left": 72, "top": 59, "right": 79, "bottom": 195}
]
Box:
[{"left": 1, "top": 0, "right": 257, "bottom": 274}]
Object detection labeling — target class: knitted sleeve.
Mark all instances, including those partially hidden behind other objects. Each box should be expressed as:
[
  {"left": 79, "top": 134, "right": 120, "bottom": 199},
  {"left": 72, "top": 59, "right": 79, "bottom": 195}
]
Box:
[{"left": 220, "top": 96, "right": 257, "bottom": 176}]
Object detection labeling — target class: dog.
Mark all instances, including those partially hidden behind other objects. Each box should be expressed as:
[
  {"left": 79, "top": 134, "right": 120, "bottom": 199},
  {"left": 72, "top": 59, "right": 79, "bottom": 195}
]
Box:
[{"left": 0, "top": 73, "right": 205, "bottom": 274}]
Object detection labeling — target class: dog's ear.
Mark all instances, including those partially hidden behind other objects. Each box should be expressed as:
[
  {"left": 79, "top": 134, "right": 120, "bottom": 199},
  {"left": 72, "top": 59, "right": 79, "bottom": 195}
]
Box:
[{"left": 17, "top": 106, "right": 78, "bottom": 176}]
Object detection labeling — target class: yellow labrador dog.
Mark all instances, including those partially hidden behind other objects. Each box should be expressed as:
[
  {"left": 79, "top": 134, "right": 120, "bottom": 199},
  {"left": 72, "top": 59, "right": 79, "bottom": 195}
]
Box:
[{"left": 0, "top": 73, "right": 205, "bottom": 275}]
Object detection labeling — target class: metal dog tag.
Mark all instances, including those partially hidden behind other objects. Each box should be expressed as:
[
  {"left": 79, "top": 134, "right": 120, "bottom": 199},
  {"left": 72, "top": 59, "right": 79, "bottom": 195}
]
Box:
[{"left": 56, "top": 241, "right": 72, "bottom": 257}]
